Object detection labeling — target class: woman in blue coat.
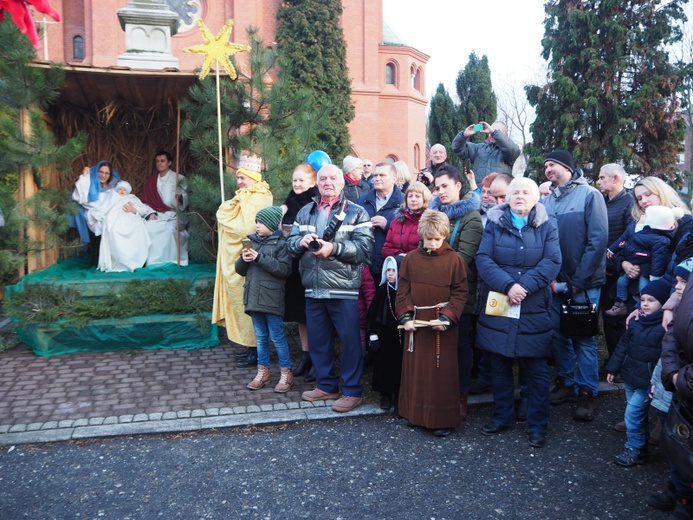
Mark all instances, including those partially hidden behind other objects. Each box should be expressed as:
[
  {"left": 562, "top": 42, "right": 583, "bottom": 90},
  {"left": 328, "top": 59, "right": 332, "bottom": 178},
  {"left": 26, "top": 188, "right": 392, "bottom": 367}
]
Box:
[{"left": 475, "top": 177, "right": 561, "bottom": 448}]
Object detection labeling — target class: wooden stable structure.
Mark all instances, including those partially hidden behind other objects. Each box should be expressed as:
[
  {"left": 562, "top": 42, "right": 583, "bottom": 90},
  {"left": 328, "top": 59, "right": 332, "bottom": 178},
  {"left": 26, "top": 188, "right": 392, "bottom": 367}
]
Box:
[{"left": 21, "top": 63, "right": 200, "bottom": 274}]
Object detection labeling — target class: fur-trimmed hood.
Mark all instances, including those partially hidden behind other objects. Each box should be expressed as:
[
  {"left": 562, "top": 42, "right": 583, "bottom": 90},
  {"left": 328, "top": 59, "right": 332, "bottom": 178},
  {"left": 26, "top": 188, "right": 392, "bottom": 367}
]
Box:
[{"left": 429, "top": 191, "right": 481, "bottom": 220}]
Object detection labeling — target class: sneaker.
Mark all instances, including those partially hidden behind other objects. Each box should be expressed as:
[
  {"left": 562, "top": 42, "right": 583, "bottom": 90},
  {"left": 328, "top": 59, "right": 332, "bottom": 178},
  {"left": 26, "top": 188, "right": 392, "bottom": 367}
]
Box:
[
  {"left": 247, "top": 365, "right": 270, "bottom": 390},
  {"left": 301, "top": 387, "right": 339, "bottom": 402},
  {"left": 613, "top": 420, "right": 626, "bottom": 432},
  {"left": 573, "top": 388, "right": 594, "bottom": 422},
  {"left": 550, "top": 380, "right": 577, "bottom": 405},
  {"left": 332, "top": 395, "right": 363, "bottom": 413},
  {"left": 614, "top": 447, "right": 646, "bottom": 467},
  {"left": 605, "top": 300, "right": 627, "bottom": 316},
  {"left": 274, "top": 368, "right": 293, "bottom": 393}
]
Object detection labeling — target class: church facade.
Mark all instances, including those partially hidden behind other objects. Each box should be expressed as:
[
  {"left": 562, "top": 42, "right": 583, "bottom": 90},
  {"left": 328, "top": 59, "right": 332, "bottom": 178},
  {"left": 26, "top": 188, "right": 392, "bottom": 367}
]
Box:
[{"left": 41, "top": 0, "right": 429, "bottom": 170}]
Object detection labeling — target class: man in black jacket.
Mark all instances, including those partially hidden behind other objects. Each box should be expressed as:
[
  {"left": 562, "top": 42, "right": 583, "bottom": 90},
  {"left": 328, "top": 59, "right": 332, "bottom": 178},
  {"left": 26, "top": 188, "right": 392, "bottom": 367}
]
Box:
[{"left": 596, "top": 163, "right": 634, "bottom": 363}]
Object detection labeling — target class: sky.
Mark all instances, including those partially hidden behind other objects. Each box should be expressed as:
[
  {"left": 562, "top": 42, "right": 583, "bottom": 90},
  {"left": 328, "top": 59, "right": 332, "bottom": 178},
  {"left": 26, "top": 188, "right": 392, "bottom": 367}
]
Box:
[{"left": 382, "top": 0, "right": 548, "bottom": 103}]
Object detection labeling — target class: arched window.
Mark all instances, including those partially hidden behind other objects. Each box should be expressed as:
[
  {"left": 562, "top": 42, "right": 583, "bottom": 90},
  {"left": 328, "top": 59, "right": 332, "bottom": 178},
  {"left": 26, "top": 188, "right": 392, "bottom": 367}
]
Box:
[
  {"left": 73, "top": 35, "right": 84, "bottom": 61},
  {"left": 385, "top": 62, "right": 396, "bottom": 86}
]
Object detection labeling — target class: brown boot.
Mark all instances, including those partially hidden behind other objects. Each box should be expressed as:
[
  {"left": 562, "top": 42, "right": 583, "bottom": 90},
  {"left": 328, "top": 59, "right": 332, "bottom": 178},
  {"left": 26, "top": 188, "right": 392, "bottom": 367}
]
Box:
[
  {"left": 274, "top": 368, "right": 294, "bottom": 393},
  {"left": 460, "top": 391, "right": 469, "bottom": 421},
  {"left": 247, "top": 365, "right": 270, "bottom": 390}
]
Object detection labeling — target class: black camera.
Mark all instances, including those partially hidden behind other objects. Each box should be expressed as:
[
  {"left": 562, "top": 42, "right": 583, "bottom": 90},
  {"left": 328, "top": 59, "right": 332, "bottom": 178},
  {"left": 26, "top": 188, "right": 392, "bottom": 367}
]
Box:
[{"left": 308, "top": 238, "right": 322, "bottom": 252}]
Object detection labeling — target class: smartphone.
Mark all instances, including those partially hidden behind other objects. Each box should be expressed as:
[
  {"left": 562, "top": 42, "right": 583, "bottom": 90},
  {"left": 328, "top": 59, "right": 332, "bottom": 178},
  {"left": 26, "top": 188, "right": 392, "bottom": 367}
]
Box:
[
  {"left": 473, "top": 123, "right": 484, "bottom": 132},
  {"left": 241, "top": 238, "right": 253, "bottom": 250},
  {"left": 465, "top": 158, "right": 472, "bottom": 174}
]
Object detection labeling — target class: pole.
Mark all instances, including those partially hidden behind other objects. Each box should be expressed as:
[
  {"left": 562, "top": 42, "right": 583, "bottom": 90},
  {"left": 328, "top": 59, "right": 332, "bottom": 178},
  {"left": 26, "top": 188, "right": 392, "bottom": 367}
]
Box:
[
  {"left": 216, "top": 59, "right": 225, "bottom": 202},
  {"left": 175, "top": 102, "right": 181, "bottom": 266}
]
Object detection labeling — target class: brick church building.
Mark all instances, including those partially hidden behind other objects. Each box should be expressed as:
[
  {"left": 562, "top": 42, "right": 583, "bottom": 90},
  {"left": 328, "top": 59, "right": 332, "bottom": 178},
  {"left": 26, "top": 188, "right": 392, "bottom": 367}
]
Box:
[{"left": 39, "top": 0, "right": 429, "bottom": 170}]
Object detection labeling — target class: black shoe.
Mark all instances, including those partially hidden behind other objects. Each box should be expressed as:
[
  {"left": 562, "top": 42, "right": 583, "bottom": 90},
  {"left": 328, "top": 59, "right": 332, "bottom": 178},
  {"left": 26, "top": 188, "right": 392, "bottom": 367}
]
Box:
[
  {"left": 573, "top": 388, "right": 595, "bottom": 422},
  {"left": 645, "top": 490, "right": 676, "bottom": 511},
  {"left": 432, "top": 428, "right": 452, "bottom": 437},
  {"left": 469, "top": 380, "right": 491, "bottom": 395},
  {"left": 234, "top": 348, "right": 251, "bottom": 360},
  {"left": 380, "top": 393, "right": 392, "bottom": 411},
  {"left": 236, "top": 349, "right": 258, "bottom": 368},
  {"left": 294, "top": 351, "right": 312, "bottom": 377},
  {"left": 612, "top": 420, "right": 626, "bottom": 432},
  {"left": 304, "top": 367, "right": 316, "bottom": 383},
  {"left": 528, "top": 432, "right": 546, "bottom": 448},
  {"left": 550, "top": 380, "right": 577, "bottom": 405},
  {"left": 515, "top": 400, "right": 528, "bottom": 421},
  {"left": 481, "top": 421, "right": 512, "bottom": 436}
]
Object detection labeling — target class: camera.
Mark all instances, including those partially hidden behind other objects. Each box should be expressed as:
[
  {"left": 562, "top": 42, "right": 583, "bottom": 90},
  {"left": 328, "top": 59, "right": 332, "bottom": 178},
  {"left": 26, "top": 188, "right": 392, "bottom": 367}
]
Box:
[{"left": 308, "top": 238, "right": 322, "bottom": 252}]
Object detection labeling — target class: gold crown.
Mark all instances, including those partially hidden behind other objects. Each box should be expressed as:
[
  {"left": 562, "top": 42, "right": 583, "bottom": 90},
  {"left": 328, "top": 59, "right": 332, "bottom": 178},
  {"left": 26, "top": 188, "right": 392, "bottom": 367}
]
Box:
[{"left": 238, "top": 153, "right": 262, "bottom": 174}]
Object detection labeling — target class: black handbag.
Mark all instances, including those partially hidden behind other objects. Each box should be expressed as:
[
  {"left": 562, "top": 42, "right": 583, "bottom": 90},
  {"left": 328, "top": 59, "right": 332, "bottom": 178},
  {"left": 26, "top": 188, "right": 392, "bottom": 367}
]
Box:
[
  {"left": 560, "top": 293, "right": 598, "bottom": 337},
  {"left": 660, "top": 397, "right": 693, "bottom": 482}
]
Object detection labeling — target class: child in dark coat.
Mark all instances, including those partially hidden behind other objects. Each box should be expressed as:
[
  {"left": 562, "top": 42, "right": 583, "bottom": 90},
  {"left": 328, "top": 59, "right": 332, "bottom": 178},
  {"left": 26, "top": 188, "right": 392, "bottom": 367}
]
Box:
[
  {"left": 235, "top": 206, "right": 293, "bottom": 393},
  {"left": 367, "top": 256, "right": 403, "bottom": 412},
  {"left": 606, "top": 279, "right": 670, "bottom": 466},
  {"left": 606, "top": 205, "right": 683, "bottom": 315}
]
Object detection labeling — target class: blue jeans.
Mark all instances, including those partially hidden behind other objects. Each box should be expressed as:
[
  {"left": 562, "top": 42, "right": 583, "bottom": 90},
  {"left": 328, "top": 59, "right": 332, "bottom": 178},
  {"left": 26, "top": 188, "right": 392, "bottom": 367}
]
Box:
[
  {"left": 250, "top": 312, "right": 292, "bottom": 369},
  {"left": 306, "top": 298, "right": 363, "bottom": 397},
  {"left": 551, "top": 288, "right": 601, "bottom": 396},
  {"left": 623, "top": 383, "right": 650, "bottom": 450},
  {"left": 616, "top": 273, "right": 648, "bottom": 302},
  {"left": 487, "top": 352, "right": 550, "bottom": 433}
]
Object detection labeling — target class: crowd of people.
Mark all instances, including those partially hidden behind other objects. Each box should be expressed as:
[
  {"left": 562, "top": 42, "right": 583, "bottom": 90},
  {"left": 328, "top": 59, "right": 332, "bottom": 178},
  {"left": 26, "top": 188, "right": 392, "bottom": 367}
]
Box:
[{"left": 73, "top": 124, "right": 693, "bottom": 518}]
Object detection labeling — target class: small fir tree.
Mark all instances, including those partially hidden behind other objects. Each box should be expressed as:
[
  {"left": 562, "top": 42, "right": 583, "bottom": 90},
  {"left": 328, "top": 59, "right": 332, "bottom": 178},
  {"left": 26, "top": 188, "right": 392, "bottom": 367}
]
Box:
[
  {"left": 180, "top": 28, "right": 330, "bottom": 263},
  {"left": 0, "top": 19, "right": 86, "bottom": 285}
]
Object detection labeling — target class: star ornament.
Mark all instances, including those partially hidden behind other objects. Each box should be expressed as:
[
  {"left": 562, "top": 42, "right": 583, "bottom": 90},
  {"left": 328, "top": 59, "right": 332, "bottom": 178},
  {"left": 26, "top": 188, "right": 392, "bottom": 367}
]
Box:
[{"left": 182, "top": 19, "right": 250, "bottom": 80}]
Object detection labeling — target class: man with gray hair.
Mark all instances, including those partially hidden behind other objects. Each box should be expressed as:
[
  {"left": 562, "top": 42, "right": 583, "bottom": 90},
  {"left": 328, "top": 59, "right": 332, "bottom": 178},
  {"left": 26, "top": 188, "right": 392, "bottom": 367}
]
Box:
[
  {"left": 417, "top": 143, "right": 449, "bottom": 187},
  {"left": 287, "top": 164, "right": 374, "bottom": 413},
  {"left": 452, "top": 121, "right": 521, "bottom": 185},
  {"left": 596, "top": 163, "right": 634, "bottom": 366}
]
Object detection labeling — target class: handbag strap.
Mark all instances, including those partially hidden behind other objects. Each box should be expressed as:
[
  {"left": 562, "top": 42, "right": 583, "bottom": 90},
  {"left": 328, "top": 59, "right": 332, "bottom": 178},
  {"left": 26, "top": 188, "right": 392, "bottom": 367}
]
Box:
[{"left": 448, "top": 217, "right": 463, "bottom": 247}]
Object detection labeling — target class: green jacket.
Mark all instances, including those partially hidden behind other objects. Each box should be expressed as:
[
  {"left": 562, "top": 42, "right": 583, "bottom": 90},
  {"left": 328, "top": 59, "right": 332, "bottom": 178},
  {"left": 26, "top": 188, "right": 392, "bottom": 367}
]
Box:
[{"left": 430, "top": 192, "right": 483, "bottom": 315}]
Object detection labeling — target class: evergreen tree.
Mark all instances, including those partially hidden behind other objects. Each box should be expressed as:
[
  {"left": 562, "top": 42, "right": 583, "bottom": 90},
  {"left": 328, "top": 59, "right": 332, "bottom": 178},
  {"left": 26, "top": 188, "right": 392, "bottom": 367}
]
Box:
[
  {"left": 0, "top": 19, "right": 86, "bottom": 285},
  {"left": 276, "top": 0, "right": 354, "bottom": 159},
  {"left": 456, "top": 52, "right": 497, "bottom": 139},
  {"left": 180, "top": 28, "right": 330, "bottom": 263},
  {"left": 427, "top": 83, "right": 460, "bottom": 168},
  {"left": 526, "top": 0, "right": 685, "bottom": 180}
]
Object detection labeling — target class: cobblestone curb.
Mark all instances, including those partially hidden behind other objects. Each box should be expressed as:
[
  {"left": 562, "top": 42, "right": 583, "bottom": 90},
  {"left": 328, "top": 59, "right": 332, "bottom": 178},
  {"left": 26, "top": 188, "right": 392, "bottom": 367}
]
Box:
[{"left": 0, "top": 382, "right": 623, "bottom": 446}]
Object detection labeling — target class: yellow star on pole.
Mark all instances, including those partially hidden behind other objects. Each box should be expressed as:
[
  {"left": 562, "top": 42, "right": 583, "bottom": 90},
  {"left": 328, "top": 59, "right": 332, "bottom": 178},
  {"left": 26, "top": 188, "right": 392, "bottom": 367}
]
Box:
[{"left": 182, "top": 19, "right": 250, "bottom": 80}]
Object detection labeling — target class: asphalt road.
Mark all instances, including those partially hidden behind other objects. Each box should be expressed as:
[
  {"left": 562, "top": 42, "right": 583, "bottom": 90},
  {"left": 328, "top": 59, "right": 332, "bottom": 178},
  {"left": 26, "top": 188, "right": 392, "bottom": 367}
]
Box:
[{"left": 0, "top": 394, "right": 666, "bottom": 519}]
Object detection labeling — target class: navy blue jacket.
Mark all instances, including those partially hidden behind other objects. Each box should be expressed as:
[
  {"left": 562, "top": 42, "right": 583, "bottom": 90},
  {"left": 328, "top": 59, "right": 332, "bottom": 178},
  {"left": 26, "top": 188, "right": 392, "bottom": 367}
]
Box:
[
  {"left": 356, "top": 187, "right": 405, "bottom": 277},
  {"left": 475, "top": 203, "right": 562, "bottom": 358},
  {"left": 608, "top": 224, "right": 674, "bottom": 279},
  {"left": 606, "top": 309, "right": 665, "bottom": 390}
]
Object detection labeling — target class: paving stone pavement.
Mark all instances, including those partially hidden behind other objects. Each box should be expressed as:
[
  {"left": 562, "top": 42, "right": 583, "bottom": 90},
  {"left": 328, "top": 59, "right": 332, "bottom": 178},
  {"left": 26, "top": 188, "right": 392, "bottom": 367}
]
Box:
[{"left": 0, "top": 326, "right": 622, "bottom": 446}]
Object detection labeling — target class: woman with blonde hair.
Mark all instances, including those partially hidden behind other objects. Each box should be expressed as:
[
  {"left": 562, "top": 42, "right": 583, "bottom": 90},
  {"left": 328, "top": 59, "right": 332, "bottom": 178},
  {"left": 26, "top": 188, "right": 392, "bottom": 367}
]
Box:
[
  {"left": 394, "top": 161, "right": 412, "bottom": 192},
  {"left": 381, "top": 181, "right": 432, "bottom": 258}
]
